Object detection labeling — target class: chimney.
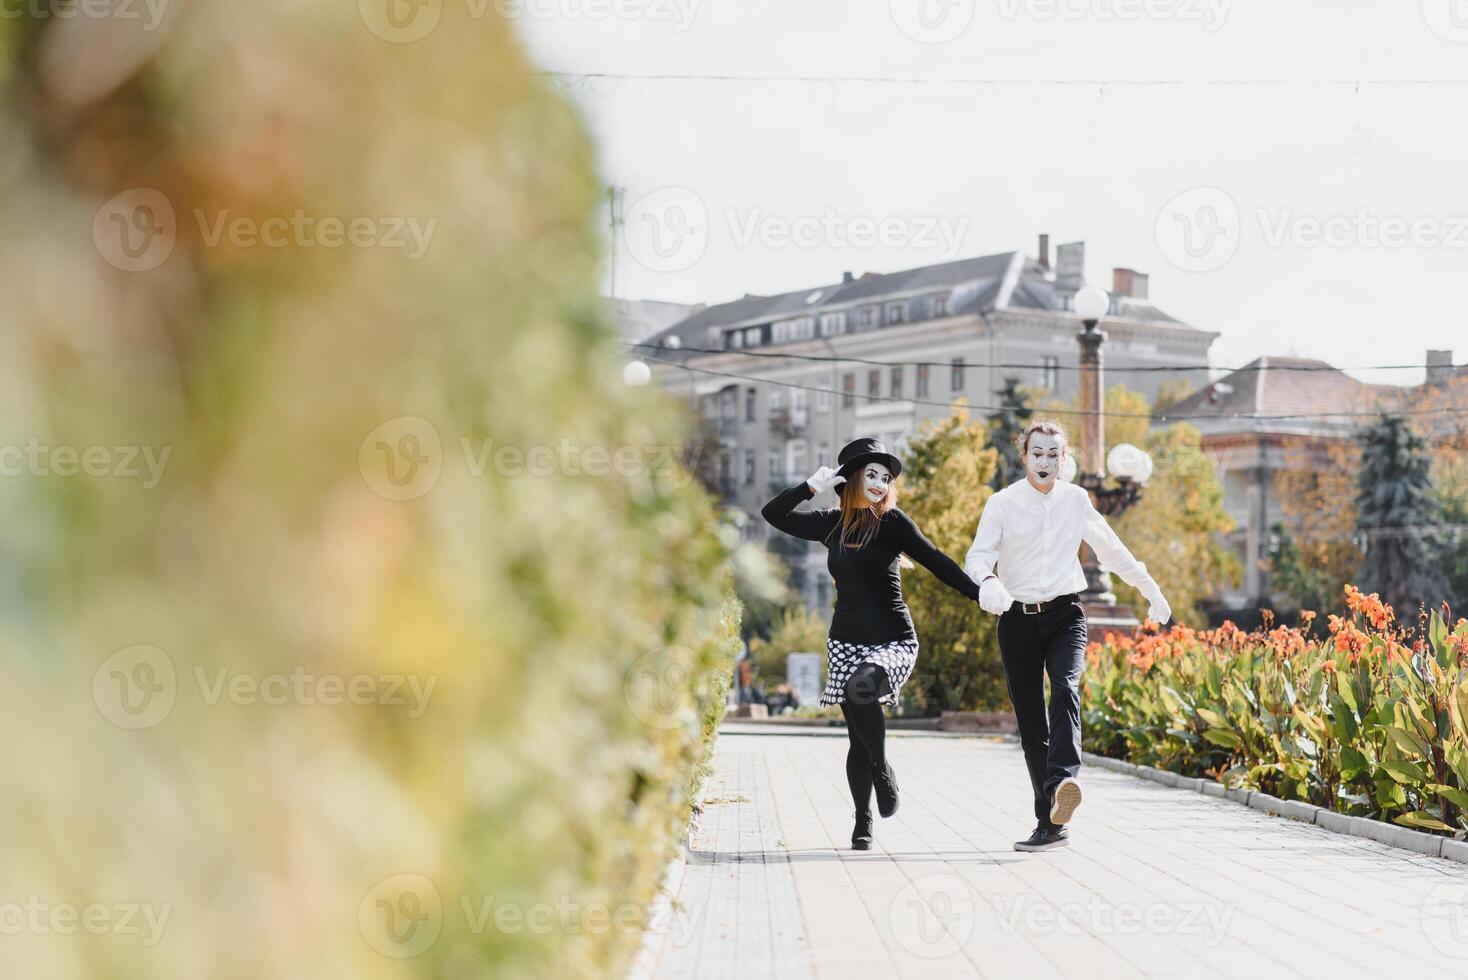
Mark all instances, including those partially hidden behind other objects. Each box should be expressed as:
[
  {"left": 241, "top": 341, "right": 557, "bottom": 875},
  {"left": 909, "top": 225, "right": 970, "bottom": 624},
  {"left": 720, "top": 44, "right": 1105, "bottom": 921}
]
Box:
[
  {"left": 1037, "top": 234, "right": 1050, "bottom": 271},
  {"left": 1112, "top": 267, "right": 1149, "bottom": 300},
  {"left": 1426, "top": 349, "right": 1453, "bottom": 386},
  {"left": 1054, "top": 241, "right": 1085, "bottom": 299},
  {"left": 842, "top": 271, "right": 855, "bottom": 284}
]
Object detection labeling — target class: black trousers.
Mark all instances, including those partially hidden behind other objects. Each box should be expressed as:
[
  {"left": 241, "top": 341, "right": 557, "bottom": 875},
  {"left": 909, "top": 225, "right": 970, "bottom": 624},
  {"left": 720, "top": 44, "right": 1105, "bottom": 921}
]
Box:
[{"left": 997, "top": 599, "right": 1087, "bottom": 829}]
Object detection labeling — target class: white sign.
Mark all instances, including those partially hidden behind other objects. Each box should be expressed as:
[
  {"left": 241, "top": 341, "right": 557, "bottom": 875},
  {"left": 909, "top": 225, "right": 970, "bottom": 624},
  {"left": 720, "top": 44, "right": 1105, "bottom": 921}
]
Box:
[{"left": 787, "top": 653, "right": 823, "bottom": 708}]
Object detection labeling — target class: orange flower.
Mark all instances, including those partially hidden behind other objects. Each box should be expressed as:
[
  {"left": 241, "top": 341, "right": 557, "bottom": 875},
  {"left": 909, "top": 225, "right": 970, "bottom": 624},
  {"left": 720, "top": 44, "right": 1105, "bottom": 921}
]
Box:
[
  {"left": 1320, "top": 659, "right": 1337, "bottom": 675},
  {"left": 1299, "top": 610, "right": 1317, "bottom": 627}
]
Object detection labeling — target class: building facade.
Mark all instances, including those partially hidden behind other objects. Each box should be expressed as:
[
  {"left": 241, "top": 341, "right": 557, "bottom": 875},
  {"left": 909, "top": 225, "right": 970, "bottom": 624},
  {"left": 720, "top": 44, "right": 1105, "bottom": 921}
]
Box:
[{"left": 644, "top": 238, "right": 1220, "bottom": 613}]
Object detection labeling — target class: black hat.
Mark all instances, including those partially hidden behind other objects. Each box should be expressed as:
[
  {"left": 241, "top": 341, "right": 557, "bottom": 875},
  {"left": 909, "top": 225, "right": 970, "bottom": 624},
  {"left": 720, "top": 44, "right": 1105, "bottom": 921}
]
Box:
[{"left": 836, "top": 437, "right": 903, "bottom": 480}]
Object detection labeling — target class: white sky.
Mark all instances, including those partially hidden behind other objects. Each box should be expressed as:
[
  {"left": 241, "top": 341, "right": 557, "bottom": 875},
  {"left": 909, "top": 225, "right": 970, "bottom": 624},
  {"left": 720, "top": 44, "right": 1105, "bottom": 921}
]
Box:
[{"left": 510, "top": 0, "right": 1468, "bottom": 385}]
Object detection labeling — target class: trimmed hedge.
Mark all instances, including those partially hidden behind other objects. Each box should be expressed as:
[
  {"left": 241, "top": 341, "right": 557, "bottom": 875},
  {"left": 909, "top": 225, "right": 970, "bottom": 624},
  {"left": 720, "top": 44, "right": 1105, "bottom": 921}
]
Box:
[
  {"left": 0, "top": 5, "right": 737, "bottom": 979},
  {"left": 1084, "top": 587, "right": 1468, "bottom": 836}
]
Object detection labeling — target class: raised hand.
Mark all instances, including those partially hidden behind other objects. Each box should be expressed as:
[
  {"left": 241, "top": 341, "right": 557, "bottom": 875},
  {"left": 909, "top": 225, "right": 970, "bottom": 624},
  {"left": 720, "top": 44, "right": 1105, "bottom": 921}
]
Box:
[{"left": 807, "top": 465, "right": 847, "bottom": 495}]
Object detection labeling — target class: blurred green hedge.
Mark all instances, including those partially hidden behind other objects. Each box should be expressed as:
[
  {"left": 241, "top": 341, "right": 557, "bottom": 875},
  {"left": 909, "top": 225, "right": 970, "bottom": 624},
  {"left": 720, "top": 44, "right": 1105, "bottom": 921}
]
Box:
[{"left": 0, "top": 4, "right": 736, "bottom": 978}]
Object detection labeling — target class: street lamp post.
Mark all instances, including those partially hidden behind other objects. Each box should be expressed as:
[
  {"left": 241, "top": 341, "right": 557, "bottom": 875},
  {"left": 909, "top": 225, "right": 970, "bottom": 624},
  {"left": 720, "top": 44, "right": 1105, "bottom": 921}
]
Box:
[{"left": 1072, "top": 286, "right": 1153, "bottom": 637}]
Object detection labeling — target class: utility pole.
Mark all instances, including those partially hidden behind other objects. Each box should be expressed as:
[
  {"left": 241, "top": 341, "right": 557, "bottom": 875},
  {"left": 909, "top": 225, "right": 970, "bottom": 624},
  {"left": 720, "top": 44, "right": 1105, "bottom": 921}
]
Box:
[{"left": 607, "top": 186, "right": 625, "bottom": 299}]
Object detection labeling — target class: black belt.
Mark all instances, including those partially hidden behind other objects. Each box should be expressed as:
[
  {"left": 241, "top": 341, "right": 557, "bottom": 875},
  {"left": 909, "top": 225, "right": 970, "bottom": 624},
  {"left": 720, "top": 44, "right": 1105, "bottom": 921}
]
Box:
[{"left": 1014, "top": 594, "right": 1079, "bottom": 615}]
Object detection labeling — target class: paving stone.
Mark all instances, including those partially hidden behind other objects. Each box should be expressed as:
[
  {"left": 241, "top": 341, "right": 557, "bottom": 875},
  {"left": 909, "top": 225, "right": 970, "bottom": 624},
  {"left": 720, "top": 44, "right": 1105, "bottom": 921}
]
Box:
[{"left": 644, "top": 728, "right": 1468, "bottom": 979}]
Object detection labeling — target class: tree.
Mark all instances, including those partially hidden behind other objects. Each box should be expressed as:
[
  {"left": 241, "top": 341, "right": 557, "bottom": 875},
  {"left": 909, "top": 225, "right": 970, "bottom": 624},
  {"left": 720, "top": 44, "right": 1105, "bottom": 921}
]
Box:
[
  {"left": 898, "top": 408, "right": 1007, "bottom": 713},
  {"left": 1268, "top": 439, "right": 1363, "bottom": 612},
  {"left": 1036, "top": 385, "right": 1240, "bottom": 626},
  {"left": 1355, "top": 414, "right": 1449, "bottom": 622},
  {"left": 988, "top": 376, "right": 1033, "bottom": 490},
  {"left": 747, "top": 604, "right": 828, "bottom": 683}
]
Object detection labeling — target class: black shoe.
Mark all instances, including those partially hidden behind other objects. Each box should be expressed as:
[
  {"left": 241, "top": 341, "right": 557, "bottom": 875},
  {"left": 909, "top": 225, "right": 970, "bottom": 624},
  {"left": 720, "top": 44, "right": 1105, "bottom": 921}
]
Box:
[
  {"left": 1014, "top": 825, "right": 1070, "bottom": 852},
  {"left": 1049, "top": 777, "right": 1082, "bottom": 825},
  {"left": 852, "top": 810, "right": 874, "bottom": 850},
  {"left": 873, "top": 763, "right": 900, "bottom": 818}
]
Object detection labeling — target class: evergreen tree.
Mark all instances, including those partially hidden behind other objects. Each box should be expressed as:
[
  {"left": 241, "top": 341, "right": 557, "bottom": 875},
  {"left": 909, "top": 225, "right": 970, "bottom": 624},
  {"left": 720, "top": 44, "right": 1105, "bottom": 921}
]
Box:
[
  {"left": 1355, "top": 414, "right": 1449, "bottom": 621},
  {"left": 989, "top": 376, "right": 1032, "bottom": 490}
]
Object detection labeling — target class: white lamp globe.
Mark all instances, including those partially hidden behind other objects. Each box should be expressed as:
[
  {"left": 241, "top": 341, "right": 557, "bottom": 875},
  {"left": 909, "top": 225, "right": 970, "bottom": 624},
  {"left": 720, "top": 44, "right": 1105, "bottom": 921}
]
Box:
[
  {"left": 1059, "top": 452, "right": 1078, "bottom": 483},
  {"left": 622, "top": 360, "right": 652, "bottom": 387},
  {"left": 1107, "top": 443, "right": 1151, "bottom": 482},
  {"left": 664, "top": 336, "right": 682, "bottom": 350},
  {"left": 1073, "top": 286, "right": 1110, "bottom": 323}
]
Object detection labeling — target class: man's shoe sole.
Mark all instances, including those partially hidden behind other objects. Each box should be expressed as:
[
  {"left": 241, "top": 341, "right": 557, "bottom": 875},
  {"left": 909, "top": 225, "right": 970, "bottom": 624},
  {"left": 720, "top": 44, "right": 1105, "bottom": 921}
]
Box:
[
  {"left": 1049, "top": 778, "right": 1082, "bottom": 825},
  {"left": 1013, "top": 837, "right": 1070, "bottom": 852},
  {"left": 852, "top": 839, "right": 872, "bottom": 851}
]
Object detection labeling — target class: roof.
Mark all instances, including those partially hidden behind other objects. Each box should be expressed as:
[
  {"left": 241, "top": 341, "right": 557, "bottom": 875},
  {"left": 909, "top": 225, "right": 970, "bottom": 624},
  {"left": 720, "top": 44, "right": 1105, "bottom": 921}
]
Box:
[
  {"left": 609, "top": 297, "right": 706, "bottom": 343},
  {"left": 1167, "top": 355, "right": 1384, "bottom": 434},
  {"left": 640, "top": 249, "right": 1191, "bottom": 354}
]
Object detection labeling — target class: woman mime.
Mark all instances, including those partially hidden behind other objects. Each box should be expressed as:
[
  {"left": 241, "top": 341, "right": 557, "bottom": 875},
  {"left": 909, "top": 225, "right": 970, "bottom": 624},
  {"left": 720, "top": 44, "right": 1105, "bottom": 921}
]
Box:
[{"left": 762, "top": 438, "right": 982, "bottom": 850}]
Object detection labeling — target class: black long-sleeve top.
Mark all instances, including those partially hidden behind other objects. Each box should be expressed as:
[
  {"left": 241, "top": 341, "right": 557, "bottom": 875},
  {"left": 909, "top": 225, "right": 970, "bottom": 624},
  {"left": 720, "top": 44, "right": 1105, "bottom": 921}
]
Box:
[{"left": 761, "top": 482, "right": 981, "bottom": 645}]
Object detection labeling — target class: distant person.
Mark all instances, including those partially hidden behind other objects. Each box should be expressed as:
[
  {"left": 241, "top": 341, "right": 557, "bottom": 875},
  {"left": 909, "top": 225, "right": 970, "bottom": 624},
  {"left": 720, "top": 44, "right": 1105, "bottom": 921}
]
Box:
[
  {"left": 763, "top": 438, "right": 983, "bottom": 851},
  {"left": 967, "top": 421, "right": 1172, "bottom": 853},
  {"left": 767, "top": 682, "right": 799, "bottom": 716}
]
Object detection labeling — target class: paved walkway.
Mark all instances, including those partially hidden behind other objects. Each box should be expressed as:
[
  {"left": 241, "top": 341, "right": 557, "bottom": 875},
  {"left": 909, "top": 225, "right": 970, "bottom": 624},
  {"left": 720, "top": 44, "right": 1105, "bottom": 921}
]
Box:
[{"left": 639, "top": 724, "right": 1468, "bottom": 979}]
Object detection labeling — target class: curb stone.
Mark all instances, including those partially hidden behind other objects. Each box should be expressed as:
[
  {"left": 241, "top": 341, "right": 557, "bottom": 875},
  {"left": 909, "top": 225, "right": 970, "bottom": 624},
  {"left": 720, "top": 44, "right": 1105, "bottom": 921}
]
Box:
[{"left": 1081, "top": 750, "right": 1465, "bottom": 865}]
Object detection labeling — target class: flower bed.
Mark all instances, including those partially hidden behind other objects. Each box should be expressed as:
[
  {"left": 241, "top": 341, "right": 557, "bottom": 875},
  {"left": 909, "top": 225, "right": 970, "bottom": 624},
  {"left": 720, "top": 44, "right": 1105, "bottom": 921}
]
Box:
[{"left": 1083, "top": 587, "right": 1468, "bottom": 836}]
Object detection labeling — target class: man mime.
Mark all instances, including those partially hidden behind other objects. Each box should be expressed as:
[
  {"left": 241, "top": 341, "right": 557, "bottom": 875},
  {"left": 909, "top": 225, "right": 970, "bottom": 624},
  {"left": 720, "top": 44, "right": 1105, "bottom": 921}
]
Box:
[{"left": 965, "top": 421, "right": 1171, "bottom": 852}]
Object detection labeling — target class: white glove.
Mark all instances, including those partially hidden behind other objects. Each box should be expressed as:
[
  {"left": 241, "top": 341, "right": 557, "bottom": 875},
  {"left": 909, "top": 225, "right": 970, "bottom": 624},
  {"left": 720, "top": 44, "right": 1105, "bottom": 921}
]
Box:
[
  {"left": 1145, "top": 592, "right": 1171, "bottom": 626},
  {"left": 806, "top": 465, "right": 846, "bottom": 494},
  {"left": 979, "top": 577, "right": 1015, "bottom": 615}
]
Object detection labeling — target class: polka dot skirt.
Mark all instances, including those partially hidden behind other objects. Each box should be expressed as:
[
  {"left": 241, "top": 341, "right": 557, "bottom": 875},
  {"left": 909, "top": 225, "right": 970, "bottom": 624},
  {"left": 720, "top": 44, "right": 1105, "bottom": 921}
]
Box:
[{"left": 821, "top": 636, "right": 920, "bottom": 708}]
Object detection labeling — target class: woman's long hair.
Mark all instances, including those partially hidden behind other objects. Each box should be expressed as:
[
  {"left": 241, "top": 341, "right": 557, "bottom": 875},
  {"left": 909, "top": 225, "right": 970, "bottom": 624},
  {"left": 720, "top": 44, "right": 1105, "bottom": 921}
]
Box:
[{"left": 835, "top": 470, "right": 913, "bottom": 568}]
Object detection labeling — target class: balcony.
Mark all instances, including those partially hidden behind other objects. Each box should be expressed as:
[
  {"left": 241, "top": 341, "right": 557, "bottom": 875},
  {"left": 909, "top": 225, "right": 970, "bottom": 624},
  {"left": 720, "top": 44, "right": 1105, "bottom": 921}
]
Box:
[
  {"left": 716, "top": 417, "right": 739, "bottom": 445},
  {"left": 768, "top": 409, "right": 808, "bottom": 438}
]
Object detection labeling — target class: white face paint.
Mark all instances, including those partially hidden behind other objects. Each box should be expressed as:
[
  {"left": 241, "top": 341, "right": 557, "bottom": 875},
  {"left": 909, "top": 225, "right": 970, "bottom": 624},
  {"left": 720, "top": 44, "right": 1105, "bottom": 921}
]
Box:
[
  {"left": 1024, "top": 433, "right": 1063, "bottom": 492},
  {"left": 861, "top": 462, "right": 893, "bottom": 503}
]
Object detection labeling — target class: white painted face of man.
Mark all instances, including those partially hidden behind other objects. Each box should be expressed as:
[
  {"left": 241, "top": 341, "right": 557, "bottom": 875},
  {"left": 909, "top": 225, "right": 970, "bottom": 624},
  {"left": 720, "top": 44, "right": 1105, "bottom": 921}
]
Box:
[
  {"left": 1024, "top": 432, "right": 1063, "bottom": 492},
  {"left": 861, "top": 462, "right": 893, "bottom": 504}
]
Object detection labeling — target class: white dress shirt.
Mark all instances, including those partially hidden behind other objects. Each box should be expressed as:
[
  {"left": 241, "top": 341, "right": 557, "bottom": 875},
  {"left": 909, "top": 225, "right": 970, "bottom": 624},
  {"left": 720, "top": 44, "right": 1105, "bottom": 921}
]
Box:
[{"left": 964, "top": 479, "right": 1162, "bottom": 605}]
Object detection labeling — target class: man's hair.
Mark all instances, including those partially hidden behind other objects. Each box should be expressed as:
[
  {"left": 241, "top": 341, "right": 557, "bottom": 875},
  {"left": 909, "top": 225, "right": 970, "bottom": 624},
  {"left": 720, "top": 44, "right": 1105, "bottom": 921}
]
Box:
[{"left": 1015, "top": 419, "right": 1069, "bottom": 456}]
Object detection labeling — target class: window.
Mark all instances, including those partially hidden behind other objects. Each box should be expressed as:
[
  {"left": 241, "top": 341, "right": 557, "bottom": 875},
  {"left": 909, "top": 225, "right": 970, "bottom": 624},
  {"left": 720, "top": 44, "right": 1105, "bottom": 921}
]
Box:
[
  {"left": 1041, "top": 356, "right": 1060, "bottom": 392},
  {"left": 745, "top": 326, "right": 762, "bottom": 348},
  {"left": 857, "top": 306, "right": 879, "bottom": 330},
  {"left": 788, "top": 440, "right": 808, "bottom": 480},
  {"left": 951, "top": 357, "right": 965, "bottom": 392},
  {"left": 885, "top": 301, "right": 907, "bottom": 325},
  {"left": 720, "top": 388, "right": 737, "bottom": 419},
  {"left": 816, "top": 387, "right": 830, "bottom": 412},
  {"left": 773, "top": 316, "right": 815, "bottom": 344},
  {"left": 729, "top": 330, "right": 743, "bottom": 350},
  {"left": 842, "top": 373, "right": 855, "bottom": 407},
  {"left": 769, "top": 390, "right": 782, "bottom": 417},
  {"left": 868, "top": 370, "right": 880, "bottom": 398},
  {"left": 820, "top": 312, "right": 846, "bottom": 337},
  {"left": 931, "top": 294, "right": 949, "bottom": 318},
  {"left": 745, "top": 388, "right": 756, "bottom": 422},
  {"left": 767, "top": 449, "right": 781, "bottom": 484},
  {"left": 743, "top": 449, "right": 755, "bottom": 484},
  {"left": 890, "top": 366, "right": 904, "bottom": 399},
  {"left": 916, "top": 363, "right": 930, "bottom": 398},
  {"left": 791, "top": 389, "right": 808, "bottom": 426}
]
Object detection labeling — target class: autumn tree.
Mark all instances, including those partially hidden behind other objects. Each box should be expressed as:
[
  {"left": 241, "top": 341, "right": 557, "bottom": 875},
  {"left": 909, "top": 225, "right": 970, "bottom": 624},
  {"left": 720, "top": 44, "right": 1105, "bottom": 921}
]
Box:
[
  {"left": 1268, "top": 439, "right": 1363, "bottom": 612},
  {"left": 898, "top": 408, "right": 1006, "bottom": 712}
]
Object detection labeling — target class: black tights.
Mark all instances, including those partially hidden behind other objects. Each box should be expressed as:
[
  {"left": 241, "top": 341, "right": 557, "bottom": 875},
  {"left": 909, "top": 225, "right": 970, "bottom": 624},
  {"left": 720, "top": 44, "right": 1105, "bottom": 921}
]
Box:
[{"left": 839, "top": 663, "right": 891, "bottom": 813}]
